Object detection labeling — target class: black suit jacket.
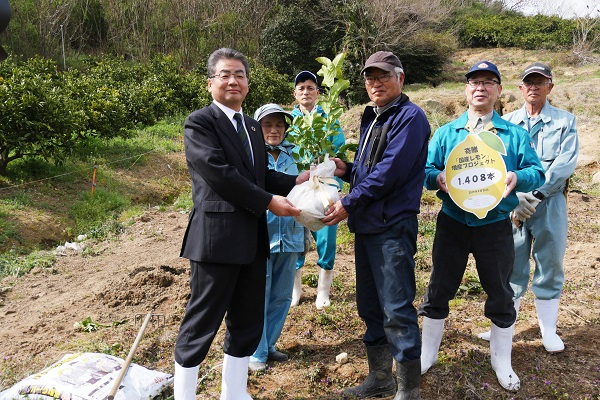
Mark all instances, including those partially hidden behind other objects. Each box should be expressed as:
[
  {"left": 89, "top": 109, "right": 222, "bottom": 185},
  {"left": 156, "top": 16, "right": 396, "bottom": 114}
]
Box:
[{"left": 180, "top": 103, "right": 296, "bottom": 264}]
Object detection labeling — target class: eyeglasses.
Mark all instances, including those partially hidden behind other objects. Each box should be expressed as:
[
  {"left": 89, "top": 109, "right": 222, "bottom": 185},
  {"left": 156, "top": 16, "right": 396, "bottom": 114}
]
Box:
[
  {"left": 521, "top": 80, "right": 550, "bottom": 88},
  {"left": 467, "top": 79, "right": 499, "bottom": 88},
  {"left": 364, "top": 72, "right": 397, "bottom": 85},
  {"left": 209, "top": 70, "right": 247, "bottom": 82}
]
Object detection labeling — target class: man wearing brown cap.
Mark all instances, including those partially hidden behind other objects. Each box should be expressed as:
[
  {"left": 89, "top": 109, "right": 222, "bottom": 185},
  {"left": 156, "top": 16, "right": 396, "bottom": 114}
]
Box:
[
  {"left": 478, "top": 62, "right": 579, "bottom": 354},
  {"left": 324, "top": 50, "right": 430, "bottom": 399}
]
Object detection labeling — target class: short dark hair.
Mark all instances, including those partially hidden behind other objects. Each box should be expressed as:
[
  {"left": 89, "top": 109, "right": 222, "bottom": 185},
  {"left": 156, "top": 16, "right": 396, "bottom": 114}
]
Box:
[{"left": 207, "top": 48, "right": 250, "bottom": 78}]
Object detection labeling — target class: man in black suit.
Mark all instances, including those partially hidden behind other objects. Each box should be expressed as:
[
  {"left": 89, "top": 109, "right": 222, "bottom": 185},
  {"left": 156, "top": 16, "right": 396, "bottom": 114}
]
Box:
[{"left": 174, "top": 48, "right": 310, "bottom": 399}]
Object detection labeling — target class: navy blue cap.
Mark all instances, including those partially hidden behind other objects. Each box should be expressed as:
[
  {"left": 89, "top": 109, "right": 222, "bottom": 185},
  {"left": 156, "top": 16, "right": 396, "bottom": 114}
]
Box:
[
  {"left": 294, "top": 70, "right": 318, "bottom": 86},
  {"left": 465, "top": 61, "right": 501, "bottom": 83}
]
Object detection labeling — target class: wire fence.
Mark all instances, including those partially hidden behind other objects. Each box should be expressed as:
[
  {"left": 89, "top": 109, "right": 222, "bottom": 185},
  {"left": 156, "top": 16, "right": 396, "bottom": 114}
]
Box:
[{"left": 0, "top": 148, "right": 188, "bottom": 196}]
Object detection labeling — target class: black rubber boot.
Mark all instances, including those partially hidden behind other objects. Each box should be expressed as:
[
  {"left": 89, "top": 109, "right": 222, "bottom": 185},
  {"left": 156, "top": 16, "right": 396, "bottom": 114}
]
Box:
[
  {"left": 394, "top": 359, "right": 421, "bottom": 400},
  {"left": 343, "top": 344, "right": 396, "bottom": 398}
]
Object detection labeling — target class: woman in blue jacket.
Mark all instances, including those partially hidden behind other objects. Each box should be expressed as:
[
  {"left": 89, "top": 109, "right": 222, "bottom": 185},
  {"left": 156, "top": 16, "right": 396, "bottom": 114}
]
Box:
[{"left": 249, "top": 104, "right": 305, "bottom": 372}]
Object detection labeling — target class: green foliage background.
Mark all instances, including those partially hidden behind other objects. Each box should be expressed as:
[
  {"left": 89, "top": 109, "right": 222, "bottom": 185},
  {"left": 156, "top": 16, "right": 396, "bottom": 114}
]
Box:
[
  {"left": 0, "top": 54, "right": 292, "bottom": 174},
  {"left": 456, "top": 12, "right": 579, "bottom": 49},
  {"left": 1, "top": 0, "right": 597, "bottom": 174}
]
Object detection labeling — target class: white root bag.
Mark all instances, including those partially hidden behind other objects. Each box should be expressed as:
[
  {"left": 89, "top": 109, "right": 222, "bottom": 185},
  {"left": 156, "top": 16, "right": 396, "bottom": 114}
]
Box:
[
  {"left": 287, "top": 157, "right": 340, "bottom": 232},
  {"left": 0, "top": 352, "right": 172, "bottom": 400}
]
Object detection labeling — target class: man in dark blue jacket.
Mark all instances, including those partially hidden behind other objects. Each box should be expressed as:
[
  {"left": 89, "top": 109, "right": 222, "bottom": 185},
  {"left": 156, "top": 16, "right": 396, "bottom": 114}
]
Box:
[{"left": 324, "top": 51, "right": 430, "bottom": 399}]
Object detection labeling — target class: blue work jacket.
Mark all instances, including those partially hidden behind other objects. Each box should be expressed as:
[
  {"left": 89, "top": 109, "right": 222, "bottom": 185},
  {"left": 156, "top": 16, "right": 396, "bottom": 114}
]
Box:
[
  {"left": 266, "top": 140, "right": 305, "bottom": 253},
  {"left": 425, "top": 111, "right": 545, "bottom": 226}
]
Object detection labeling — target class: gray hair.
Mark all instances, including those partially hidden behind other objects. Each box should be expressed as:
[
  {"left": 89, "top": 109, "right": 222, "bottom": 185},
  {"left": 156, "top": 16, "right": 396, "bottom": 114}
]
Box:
[
  {"left": 395, "top": 66, "right": 405, "bottom": 77},
  {"left": 207, "top": 48, "right": 250, "bottom": 78}
]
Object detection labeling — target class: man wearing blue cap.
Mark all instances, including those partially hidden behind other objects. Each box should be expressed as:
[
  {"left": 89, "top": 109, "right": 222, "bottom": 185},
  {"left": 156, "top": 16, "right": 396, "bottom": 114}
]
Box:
[
  {"left": 478, "top": 62, "right": 579, "bottom": 354},
  {"left": 418, "top": 61, "right": 545, "bottom": 392},
  {"left": 290, "top": 70, "right": 346, "bottom": 310}
]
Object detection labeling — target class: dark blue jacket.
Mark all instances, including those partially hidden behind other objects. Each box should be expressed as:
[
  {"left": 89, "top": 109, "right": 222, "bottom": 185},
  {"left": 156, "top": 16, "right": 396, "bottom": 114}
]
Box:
[{"left": 341, "top": 95, "right": 430, "bottom": 234}]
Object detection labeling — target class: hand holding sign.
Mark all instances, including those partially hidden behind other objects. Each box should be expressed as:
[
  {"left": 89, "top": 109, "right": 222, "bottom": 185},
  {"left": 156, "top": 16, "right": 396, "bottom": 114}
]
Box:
[{"left": 445, "top": 131, "right": 508, "bottom": 219}]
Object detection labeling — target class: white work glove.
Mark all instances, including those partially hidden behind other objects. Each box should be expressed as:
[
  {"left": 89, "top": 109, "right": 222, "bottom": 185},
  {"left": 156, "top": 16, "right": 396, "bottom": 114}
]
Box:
[{"left": 513, "top": 192, "right": 541, "bottom": 221}]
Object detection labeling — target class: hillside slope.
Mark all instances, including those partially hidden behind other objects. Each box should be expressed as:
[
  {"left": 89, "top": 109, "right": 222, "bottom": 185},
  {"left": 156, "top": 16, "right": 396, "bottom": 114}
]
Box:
[{"left": 1, "top": 48, "right": 599, "bottom": 399}]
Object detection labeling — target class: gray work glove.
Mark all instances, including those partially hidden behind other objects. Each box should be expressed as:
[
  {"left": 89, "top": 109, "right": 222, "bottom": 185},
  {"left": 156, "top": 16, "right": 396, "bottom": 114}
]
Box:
[
  {"left": 513, "top": 192, "right": 541, "bottom": 221},
  {"left": 302, "top": 227, "right": 312, "bottom": 256}
]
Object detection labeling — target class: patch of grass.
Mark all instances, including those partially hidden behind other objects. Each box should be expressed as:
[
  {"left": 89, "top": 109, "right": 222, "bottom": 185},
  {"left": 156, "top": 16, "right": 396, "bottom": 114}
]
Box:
[
  {"left": 331, "top": 276, "right": 343, "bottom": 292},
  {"left": 0, "top": 359, "right": 33, "bottom": 392},
  {"left": 84, "top": 217, "right": 126, "bottom": 240},
  {"left": 70, "top": 120, "right": 183, "bottom": 166},
  {"left": 456, "top": 272, "right": 484, "bottom": 297},
  {"left": 1, "top": 192, "right": 32, "bottom": 208},
  {"left": 313, "top": 311, "right": 338, "bottom": 327},
  {"left": 0, "top": 114, "right": 190, "bottom": 253},
  {"left": 173, "top": 189, "right": 192, "bottom": 211},
  {"left": 570, "top": 168, "right": 600, "bottom": 197},
  {"left": 0, "top": 211, "right": 21, "bottom": 248},
  {"left": 0, "top": 250, "right": 56, "bottom": 279},
  {"left": 302, "top": 271, "right": 319, "bottom": 288},
  {"left": 68, "top": 189, "right": 130, "bottom": 237},
  {"left": 335, "top": 220, "right": 354, "bottom": 250},
  {"left": 119, "top": 205, "right": 148, "bottom": 223},
  {"left": 142, "top": 116, "right": 186, "bottom": 141},
  {"left": 272, "top": 386, "right": 286, "bottom": 400},
  {"left": 426, "top": 110, "right": 455, "bottom": 132},
  {"left": 4, "top": 157, "right": 74, "bottom": 183},
  {"left": 305, "top": 362, "right": 324, "bottom": 384},
  {"left": 98, "top": 342, "right": 124, "bottom": 356},
  {"left": 449, "top": 297, "right": 466, "bottom": 308}
]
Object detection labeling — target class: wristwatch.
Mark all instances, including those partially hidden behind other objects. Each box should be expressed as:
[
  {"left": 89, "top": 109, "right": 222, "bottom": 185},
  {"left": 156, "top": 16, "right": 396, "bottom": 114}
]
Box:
[{"left": 532, "top": 190, "right": 545, "bottom": 200}]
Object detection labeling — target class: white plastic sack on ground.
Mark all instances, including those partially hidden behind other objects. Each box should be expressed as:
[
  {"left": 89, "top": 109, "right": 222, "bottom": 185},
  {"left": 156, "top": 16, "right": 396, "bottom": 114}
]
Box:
[
  {"left": 287, "top": 157, "right": 340, "bottom": 232},
  {"left": 0, "top": 352, "right": 173, "bottom": 400}
]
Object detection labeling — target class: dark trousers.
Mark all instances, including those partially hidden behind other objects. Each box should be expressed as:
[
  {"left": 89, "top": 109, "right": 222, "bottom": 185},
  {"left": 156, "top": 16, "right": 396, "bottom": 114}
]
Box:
[
  {"left": 174, "top": 249, "right": 266, "bottom": 367},
  {"left": 419, "top": 211, "right": 516, "bottom": 328},
  {"left": 355, "top": 216, "right": 421, "bottom": 362}
]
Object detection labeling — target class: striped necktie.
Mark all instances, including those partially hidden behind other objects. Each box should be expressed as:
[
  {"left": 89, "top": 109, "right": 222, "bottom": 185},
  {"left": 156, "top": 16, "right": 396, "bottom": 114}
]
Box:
[{"left": 233, "top": 113, "right": 252, "bottom": 162}]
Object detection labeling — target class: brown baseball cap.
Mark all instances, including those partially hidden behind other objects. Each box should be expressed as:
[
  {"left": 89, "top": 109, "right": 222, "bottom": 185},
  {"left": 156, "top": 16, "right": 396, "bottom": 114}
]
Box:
[{"left": 361, "top": 51, "right": 403, "bottom": 74}]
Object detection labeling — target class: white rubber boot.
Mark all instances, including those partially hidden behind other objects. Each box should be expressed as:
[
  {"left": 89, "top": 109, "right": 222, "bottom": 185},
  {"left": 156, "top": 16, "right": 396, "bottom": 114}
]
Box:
[
  {"left": 478, "top": 298, "right": 521, "bottom": 341},
  {"left": 174, "top": 361, "right": 199, "bottom": 400},
  {"left": 220, "top": 354, "right": 253, "bottom": 400},
  {"left": 291, "top": 269, "right": 302, "bottom": 307},
  {"left": 315, "top": 269, "right": 333, "bottom": 310},
  {"left": 535, "top": 298, "right": 565, "bottom": 353},
  {"left": 490, "top": 323, "right": 520, "bottom": 391},
  {"left": 420, "top": 317, "right": 445, "bottom": 374}
]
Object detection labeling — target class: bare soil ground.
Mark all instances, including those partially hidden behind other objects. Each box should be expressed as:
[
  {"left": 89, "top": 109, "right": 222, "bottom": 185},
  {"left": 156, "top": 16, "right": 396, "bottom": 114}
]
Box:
[{"left": 1, "top": 48, "right": 599, "bottom": 399}]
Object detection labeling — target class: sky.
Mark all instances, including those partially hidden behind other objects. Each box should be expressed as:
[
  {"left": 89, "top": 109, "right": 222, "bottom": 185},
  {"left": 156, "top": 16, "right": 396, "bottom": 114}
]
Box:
[
  {"left": 531, "top": 0, "right": 598, "bottom": 18},
  {"left": 507, "top": 0, "right": 600, "bottom": 18}
]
